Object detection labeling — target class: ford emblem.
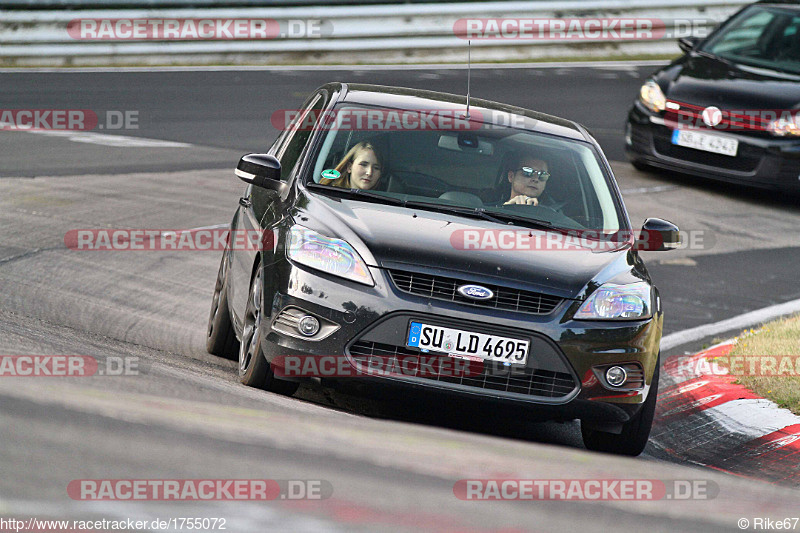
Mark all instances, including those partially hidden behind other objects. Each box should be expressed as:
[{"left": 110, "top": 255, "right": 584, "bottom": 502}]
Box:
[{"left": 457, "top": 284, "right": 494, "bottom": 300}]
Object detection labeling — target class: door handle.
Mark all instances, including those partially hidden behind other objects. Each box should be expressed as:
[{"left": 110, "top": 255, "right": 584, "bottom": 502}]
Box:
[{"left": 239, "top": 197, "right": 252, "bottom": 208}]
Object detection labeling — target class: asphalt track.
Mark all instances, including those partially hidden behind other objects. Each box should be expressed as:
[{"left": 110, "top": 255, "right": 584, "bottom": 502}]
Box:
[{"left": 1, "top": 64, "right": 799, "bottom": 532}]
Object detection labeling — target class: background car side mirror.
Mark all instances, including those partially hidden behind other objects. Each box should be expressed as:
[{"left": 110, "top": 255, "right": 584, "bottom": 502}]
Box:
[
  {"left": 636, "top": 218, "right": 681, "bottom": 251},
  {"left": 678, "top": 37, "right": 699, "bottom": 54},
  {"left": 235, "top": 153, "right": 286, "bottom": 193}
]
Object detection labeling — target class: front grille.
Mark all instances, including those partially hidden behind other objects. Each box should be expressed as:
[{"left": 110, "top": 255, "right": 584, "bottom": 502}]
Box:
[
  {"left": 349, "top": 340, "right": 577, "bottom": 398},
  {"left": 665, "top": 100, "right": 772, "bottom": 137},
  {"left": 777, "top": 158, "right": 800, "bottom": 183},
  {"left": 630, "top": 124, "right": 650, "bottom": 150},
  {"left": 388, "top": 269, "right": 562, "bottom": 315}
]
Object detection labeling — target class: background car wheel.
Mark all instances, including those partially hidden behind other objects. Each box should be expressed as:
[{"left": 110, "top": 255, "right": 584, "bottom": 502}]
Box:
[
  {"left": 581, "top": 357, "right": 660, "bottom": 456},
  {"left": 238, "top": 263, "right": 299, "bottom": 396},
  {"left": 206, "top": 252, "right": 239, "bottom": 360},
  {"left": 631, "top": 160, "right": 652, "bottom": 172}
]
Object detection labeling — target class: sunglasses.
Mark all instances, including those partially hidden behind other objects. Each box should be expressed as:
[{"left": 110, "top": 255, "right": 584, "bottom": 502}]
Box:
[{"left": 516, "top": 167, "right": 551, "bottom": 181}]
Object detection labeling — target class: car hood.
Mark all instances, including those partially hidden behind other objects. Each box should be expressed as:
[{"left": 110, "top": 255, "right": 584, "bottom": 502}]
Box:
[
  {"left": 296, "top": 192, "right": 646, "bottom": 300},
  {"left": 662, "top": 54, "right": 800, "bottom": 110}
]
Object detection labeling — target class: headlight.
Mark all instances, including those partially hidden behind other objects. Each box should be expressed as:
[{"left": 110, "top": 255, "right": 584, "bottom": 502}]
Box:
[
  {"left": 767, "top": 116, "right": 800, "bottom": 137},
  {"left": 574, "top": 282, "right": 652, "bottom": 320},
  {"left": 287, "top": 226, "right": 374, "bottom": 286},
  {"left": 639, "top": 80, "right": 667, "bottom": 113}
]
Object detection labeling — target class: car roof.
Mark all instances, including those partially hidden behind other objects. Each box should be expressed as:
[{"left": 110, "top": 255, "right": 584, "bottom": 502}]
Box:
[{"left": 328, "top": 82, "right": 590, "bottom": 142}]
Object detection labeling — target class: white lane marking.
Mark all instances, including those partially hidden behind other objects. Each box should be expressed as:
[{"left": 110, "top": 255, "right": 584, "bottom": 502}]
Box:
[
  {"left": 160, "top": 223, "right": 229, "bottom": 238},
  {"left": 0, "top": 60, "right": 669, "bottom": 74},
  {"left": 0, "top": 124, "right": 192, "bottom": 148},
  {"left": 620, "top": 185, "right": 677, "bottom": 194},
  {"left": 706, "top": 399, "right": 800, "bottom": 439},
  {"left": 660, "top": 297, "right": 800, "bottom": 352}
]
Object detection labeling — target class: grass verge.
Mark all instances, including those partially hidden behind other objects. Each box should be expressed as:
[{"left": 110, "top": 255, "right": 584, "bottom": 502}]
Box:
[{"left": 716, "top": 314, "right": 800, "bottom": 415}]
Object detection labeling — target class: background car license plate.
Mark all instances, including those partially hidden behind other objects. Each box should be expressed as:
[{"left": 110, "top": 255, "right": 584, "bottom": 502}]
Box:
[
  {"left": 407, "top": 322, "right": 529, "bottom": 365},
  {"left": 671, "top": 129, "right": 738, "bottom": 156}
]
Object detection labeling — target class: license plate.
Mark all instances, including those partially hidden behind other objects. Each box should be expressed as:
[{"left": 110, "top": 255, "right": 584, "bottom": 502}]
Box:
[
  {"left": 672, "top": 129, "right": 738, "bottom": 157},
  {"left": 406, "top": 322, "right": 529, "bottom": 365}
]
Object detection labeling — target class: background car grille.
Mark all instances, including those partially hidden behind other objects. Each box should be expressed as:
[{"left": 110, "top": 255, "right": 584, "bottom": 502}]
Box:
[
  {"left": 349, "top": 340, "right": 577, "bottom": 398},
  {"left": 665, "top": 101, "right": 772, "bottom": 137},
  {"left": 777, "top": 159, "right": 800, "bottom": 183},
  {"left": 388, "top": 269, "right": 562, "bottom": 315}
]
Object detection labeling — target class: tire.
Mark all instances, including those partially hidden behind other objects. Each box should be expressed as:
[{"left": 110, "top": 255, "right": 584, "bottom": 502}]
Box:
[
  {"left": 581, "top": 358, "right": 660, "bottom": 456},
  {"left": 631, "top": 160, "right": 652, "bottom": 172},
  {"left": 206, "top": 252, "right": 239, "bottom": 360},
  {"left": 238, "top": 262, "right": 299, "bottom": 396}
]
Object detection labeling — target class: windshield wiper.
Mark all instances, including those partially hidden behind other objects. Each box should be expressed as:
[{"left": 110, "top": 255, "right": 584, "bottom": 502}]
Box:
[
  {"left": 404, "top": 201, "right": 555, "bottom": 230},
  {"left": 306, "top": 183, "right": 406, "bottom": 206}
]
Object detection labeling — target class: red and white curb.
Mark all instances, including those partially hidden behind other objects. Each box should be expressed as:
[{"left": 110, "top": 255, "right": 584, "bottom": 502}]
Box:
[{"left": 651, "top": 341, "right": 800, "bottom": 485}]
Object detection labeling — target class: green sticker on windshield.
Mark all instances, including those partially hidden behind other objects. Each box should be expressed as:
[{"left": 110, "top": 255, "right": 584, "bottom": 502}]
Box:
[{"left": 321, "top": 169, "right": 340, "bottom": 181}]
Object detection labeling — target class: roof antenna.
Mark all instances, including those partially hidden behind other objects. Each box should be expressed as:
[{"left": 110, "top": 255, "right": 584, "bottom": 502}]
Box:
[{"left": 465, "top": 40, "right": 471, "bottom": 119}]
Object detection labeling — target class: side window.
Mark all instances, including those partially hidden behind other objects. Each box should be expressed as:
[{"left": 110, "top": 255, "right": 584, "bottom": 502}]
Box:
[{"left": 275, "top": 94, "right": 325, "bottom": 181}]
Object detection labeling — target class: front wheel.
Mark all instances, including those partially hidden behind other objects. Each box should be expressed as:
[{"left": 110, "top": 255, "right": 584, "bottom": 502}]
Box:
[
  {"left": 206, "top": 252, "right": 239, "bottom": 360},
  {"left": 238, "top": 263, "right": 299, "bottom": 396},
  {"left": 581, "top": 358, "right": 659, "bottom": 456}
]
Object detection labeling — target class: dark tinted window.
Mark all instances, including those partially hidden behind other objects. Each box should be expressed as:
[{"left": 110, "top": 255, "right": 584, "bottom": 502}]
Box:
[{"left": 702, "top": 6, "right": 800, "bottom": 74}]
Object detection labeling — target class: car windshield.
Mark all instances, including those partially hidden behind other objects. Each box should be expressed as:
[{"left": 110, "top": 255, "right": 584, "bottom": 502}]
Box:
[
  {"left": 304, "top": 104, "right": 626, "bottom": 235},
  {"left": 699, "top": 4, "right": 800, "bottom": 74}
]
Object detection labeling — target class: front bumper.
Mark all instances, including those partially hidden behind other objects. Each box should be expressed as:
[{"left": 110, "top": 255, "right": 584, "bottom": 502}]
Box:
[
  {"left": 260, "top": 260, "right": 662, "bottom": 427},
  {"left": 626, "top": 102, "right": 800, "bottom": 191}
]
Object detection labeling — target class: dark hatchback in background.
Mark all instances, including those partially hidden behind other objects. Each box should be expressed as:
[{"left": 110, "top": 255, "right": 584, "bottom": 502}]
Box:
[
  {"left": 626, "top": 0, "right": 800, "bottom": 192},
  {"left": 207, "top": 83, "right": 681, "bottom": 456}
]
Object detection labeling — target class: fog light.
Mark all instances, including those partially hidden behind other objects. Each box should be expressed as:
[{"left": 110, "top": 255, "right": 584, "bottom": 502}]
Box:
[
  {"left": 298, "top": 315, "right": 320, "bottom": 337},
  {"left": 606, "top": 366, "right": 628, "bottom": 387}
]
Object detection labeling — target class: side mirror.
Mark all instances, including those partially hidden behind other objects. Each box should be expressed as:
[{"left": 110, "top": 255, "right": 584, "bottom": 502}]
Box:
[
  {"left": 678, "top": 37, "right": 699, "bottom": 54},
  {"left": 235, "top": 153, "right": 285, "bottom": 192},
  {"left": 636, "top": 218, "right": 681, "bottom": 251}
]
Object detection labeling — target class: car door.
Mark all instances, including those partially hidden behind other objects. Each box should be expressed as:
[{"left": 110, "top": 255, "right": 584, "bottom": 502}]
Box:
[{"left": 228, "top": 92, "right": 326, "bottom": 331}]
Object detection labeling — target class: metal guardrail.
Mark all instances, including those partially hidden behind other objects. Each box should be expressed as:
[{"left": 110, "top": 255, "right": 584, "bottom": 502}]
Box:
[{"left": 0, "top": 0, "right": 748, "bottom": 66}]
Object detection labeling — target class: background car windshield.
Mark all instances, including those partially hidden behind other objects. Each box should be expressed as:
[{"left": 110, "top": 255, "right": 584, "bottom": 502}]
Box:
[
  {"left": 700, "top": 5, "right": 800, "bottom": 74},
  {"left": 309, "top": 105, "right": 624, "bottom": 234}
]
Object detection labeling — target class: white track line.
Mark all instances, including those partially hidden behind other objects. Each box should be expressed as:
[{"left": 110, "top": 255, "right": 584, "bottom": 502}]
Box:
[
  {"left": 22, "top": 130, "right": 192, "bottom": 148},
  {"left": 661, "top": 297, "right": 800, "bottom": 352}
]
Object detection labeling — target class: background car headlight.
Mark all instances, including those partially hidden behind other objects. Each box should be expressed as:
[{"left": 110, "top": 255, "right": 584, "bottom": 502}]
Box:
[
  {"left": 767, "top": 116, "right": 800, "bottom": 137},
  {"left": 639, "top": 80, "right": 667, "bottom": 113},
  {"left": 574, "top": 282, "right": 652, "bottom": 320},
  {"left": 287, "top": 226, "right": 374, "bottom": 286}
]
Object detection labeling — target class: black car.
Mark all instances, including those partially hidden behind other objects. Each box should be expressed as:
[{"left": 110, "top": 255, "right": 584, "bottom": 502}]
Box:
[
  {"left": 207, "top": 83, "right": 680, "bottom": 456},
  {"left": 626, "top": 0, "right": 800, "bottom": 191}
]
